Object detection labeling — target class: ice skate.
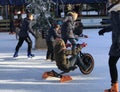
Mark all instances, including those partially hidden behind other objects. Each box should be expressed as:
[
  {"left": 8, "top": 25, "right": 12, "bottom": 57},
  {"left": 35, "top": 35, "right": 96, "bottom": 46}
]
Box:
[
  {"left": 13, "top": 52, "right": 18, "bottom": 57},
  {"left": 27, "top": 53, "right": 35, "bottom": 58}
]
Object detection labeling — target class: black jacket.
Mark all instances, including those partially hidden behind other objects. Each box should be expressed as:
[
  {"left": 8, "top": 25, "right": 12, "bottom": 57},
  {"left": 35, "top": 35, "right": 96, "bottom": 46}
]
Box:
[{"left": 19, "top": 18, "right": 36, "bottom": 38}]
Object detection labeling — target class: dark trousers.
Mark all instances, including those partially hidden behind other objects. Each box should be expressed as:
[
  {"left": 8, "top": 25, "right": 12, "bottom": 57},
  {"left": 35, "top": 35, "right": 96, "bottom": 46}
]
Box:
[
  {"left": 46, "top": 40, "right": 54, "bottom": 60},
  {"left": 109, "top": 56, "right": 119, "bottom": 83},
  {"left": 68, "top": 38, "right": 77, "bottom": 52},
  {"left": 15, "top": 36, "right": 32, "bottom": 53},
  {"left": 62, "top": 37, "right": 76, "bottom": 53},
  {"left": 69, "top": 55, "right": 77, "bottom": 67}
]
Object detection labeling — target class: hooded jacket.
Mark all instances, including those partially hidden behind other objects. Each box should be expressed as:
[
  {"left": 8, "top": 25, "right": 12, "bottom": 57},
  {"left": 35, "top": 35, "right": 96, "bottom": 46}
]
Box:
[
  {"left": 54, "top": 39, "right": 83, "bottom": 71},
  {"left": 19, "top": 18, "right": 36, "bottom": 38}
]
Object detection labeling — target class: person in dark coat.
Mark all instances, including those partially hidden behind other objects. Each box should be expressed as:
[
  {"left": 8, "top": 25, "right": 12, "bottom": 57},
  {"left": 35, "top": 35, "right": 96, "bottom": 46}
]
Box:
[
  {"left": 74, "top": 20, "right": 88, "bottom": 38},
  {"left": 46, "top": 24, "right": 61, "bottom": 61},
  {"left": 104, "top": 0, "right": 120, "bottom": 92},
  {"left": 61, "top": 12, "right": 78, "bottom": 55},
  {"left": 13, "top": 13, "right": 36, "bottom": 58}
]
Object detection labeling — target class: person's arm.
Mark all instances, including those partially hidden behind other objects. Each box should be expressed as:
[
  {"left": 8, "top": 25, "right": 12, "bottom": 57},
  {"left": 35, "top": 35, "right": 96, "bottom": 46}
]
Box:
[
  {"left": 98, "top": 26, "right": 112, "bottom": 35},
  {"left": 28, "top": 21, "right": 37, "bottom": 38}
]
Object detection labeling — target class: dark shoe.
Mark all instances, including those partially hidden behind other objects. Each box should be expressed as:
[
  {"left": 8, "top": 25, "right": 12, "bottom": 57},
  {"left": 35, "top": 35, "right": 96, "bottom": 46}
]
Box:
[
  {"left": 13, "top": 52, "right": 18, "bottom": 57},
  {"left": 27, "top": 53, "right": 35, "bottom": 58}
]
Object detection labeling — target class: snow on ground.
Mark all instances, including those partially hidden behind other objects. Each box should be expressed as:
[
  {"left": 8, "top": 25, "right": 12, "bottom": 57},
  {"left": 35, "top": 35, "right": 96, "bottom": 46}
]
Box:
[{"left": 0, "top": 29, "right": 120, "bottom": 92}]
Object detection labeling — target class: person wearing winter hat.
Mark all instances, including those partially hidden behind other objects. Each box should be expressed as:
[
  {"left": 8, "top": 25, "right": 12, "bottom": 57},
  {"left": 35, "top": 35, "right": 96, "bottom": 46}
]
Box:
[{"left": 104, "top": 0, "right": 120, "bottom": 92}]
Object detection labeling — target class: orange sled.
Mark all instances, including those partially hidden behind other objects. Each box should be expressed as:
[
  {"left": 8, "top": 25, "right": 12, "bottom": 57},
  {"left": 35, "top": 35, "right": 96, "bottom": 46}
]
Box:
[{"left": 42, "top": 70, "right": 72, "bottom": 82}]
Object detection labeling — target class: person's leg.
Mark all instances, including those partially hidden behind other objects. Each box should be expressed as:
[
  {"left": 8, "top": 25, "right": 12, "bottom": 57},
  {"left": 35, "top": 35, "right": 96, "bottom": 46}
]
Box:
[
  {"left": 25, "top": 36, "right": 34, "bottom": 57},
  {"left": 13, "top": 37, "right": 24, "bottom": 57},
  {"left": 68, "top": 38, "right": 76, "bottom": 55},
  {"left": 67, "top": 55, "right": 77, "bottom": 70},
  {"left": 46, "top": 41, "right": 54, "bottom": 60},
  {"left": 76, "top": 54, "right": 91, "bottom": 71},
  {"left": 50, "top": 41, "right": 55, "bottom": 61},
  {"left": 69, "top": 55, "right": 77, "bottom": 67},
  {"left": 109, "top": 56, "right": 119, "bottom": 84},
  {"left": 46, "top": 41, "right": 51, "bottom": 60},
  {"left": 104, "top": 56, "right": 119, "bottom": 92}
]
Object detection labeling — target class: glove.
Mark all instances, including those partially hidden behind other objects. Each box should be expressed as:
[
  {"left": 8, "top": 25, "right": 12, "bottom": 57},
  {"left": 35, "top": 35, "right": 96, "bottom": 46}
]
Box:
[
  {"left": 98, "top": 29, "right": 104, "bottom": 35},
  {"left": 76, "top": 42, "right": 87, "bottom": 48},
  {"left": 81, "top": 42, "right": 87, "bottom": 47},
  {"left": 66, "top": 43, "right": 72, "bottom": 48}
]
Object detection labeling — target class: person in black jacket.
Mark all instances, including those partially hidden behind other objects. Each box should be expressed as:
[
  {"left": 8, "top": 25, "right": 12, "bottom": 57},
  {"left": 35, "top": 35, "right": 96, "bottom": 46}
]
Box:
[
  {"left": 46, "top": 24, "right": 61, "bottom": 61},
  {"left": 13, "top": 13, "right": 36, "bottom": 58},
  {"left": 104, "top": 0, "right": 120, "bottom": 92}
]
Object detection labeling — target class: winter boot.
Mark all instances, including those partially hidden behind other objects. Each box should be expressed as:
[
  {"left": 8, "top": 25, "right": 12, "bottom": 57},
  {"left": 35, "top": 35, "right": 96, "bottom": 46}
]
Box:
[
  {"left": 27, "top": 52, "right": 35, "bottom": 58},
  {"left": 104, "top": 83, "right": 119, "bottom": 92},
  {"left": 13, "top": 51, "right": 18, "bottom": 57}
]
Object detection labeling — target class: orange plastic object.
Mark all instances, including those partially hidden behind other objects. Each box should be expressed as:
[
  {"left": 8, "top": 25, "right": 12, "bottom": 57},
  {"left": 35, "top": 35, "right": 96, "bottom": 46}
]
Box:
[
  {"left": 42, "top": 71, "right": 54, "bottom": 79},
  {"left": 60, "top": 75, "right": 72, "bottom": 82}
]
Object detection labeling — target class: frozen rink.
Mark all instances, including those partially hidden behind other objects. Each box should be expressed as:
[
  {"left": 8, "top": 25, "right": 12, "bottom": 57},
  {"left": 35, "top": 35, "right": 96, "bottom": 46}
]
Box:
[{"left": 0, "top": 29, "right": 120, "bottom": 92}]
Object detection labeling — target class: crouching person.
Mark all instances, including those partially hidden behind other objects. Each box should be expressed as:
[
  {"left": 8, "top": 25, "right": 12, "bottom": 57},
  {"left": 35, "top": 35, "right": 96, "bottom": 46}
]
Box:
[
  {"left": 54, "top": 38, "right": 87, "bottom": 73},
  {"left": 42, "top": 38, "right": 90, "bottom": 82}
]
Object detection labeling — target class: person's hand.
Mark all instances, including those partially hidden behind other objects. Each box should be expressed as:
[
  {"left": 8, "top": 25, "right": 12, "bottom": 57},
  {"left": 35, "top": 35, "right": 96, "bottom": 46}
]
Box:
[
  {"left": 81, "top": 42, "right": 87, "bottom": 47},
  {"left": 76, "top": 42, "right": 87, "bottom": 48},
  {"left": 98, "top": 29, "right": 104, "bottom": 35}
]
